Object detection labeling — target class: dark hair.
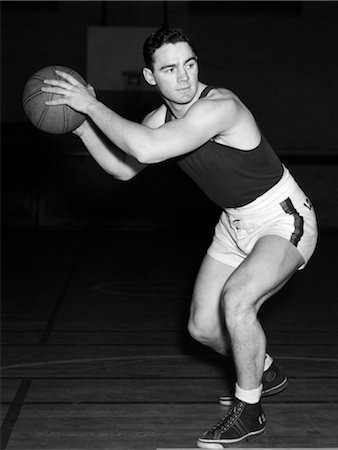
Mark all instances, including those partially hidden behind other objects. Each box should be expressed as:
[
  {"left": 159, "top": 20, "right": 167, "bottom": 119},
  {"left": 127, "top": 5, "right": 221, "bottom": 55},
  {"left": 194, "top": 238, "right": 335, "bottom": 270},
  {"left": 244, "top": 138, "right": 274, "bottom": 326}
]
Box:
[{"left": 143, "top": 27, "right": 197, "bottom": 69}]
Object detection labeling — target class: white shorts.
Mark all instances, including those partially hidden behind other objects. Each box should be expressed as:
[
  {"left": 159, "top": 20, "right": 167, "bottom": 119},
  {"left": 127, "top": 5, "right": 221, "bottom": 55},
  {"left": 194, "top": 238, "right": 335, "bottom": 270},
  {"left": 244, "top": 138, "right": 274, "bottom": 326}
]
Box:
[{"left": 207, "top": 166, "right": 318, "bottom": 270}]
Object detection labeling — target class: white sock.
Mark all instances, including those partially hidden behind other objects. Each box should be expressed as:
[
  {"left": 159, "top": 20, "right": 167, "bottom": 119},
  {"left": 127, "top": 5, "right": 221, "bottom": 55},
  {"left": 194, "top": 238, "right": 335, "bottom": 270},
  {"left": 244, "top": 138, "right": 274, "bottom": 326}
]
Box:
[
  {"left": 264, "top": 353, "right": 273, "bottom": 371},
  {"left": 235, "top": 383, "right": 263, "bottom": 404}
]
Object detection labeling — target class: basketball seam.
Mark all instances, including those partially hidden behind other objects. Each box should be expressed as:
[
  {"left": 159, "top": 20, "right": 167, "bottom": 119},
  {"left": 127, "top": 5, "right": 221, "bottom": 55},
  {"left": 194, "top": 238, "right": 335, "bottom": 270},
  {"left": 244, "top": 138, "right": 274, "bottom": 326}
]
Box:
[
  {"left": 67, "top": 69, "right": 76, "bottom": 133},
  {"left": 23, "top": 90, "right": 43, "bottom": 106},
  {"left": 27, "top": 76, "right": 45, "bottom": 81},
  {"left": 63, "top": 104, "right": 68, "bottom": 134},
  {"left": 23, "top": 66, "right": 85, "bottom": 133},
  {"left": 54, "top": 65, "right": 67, "bottom": 133},
  {"left": 37, "top": 93, "right": 51, "bottom": 130},
  {"left": 36, "top": 67, "right": 55, "bottom": 130},
  {"left": 23, "top": 75, "right": 47, "bottom": 106}
]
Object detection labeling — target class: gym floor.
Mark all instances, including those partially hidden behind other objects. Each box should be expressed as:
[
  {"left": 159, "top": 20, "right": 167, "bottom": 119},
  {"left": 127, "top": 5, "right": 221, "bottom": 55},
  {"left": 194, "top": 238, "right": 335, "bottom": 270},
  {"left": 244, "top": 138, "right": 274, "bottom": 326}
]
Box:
[{"left": 1, "top": 229, "right": 337, "bottom": 449}]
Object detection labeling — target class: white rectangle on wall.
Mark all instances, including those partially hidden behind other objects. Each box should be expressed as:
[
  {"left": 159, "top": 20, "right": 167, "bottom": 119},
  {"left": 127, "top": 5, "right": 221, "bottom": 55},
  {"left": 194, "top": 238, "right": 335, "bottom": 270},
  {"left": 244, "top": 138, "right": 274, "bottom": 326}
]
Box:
[{"left": 87, "top": 26, "right": 155, "bottom": 91}]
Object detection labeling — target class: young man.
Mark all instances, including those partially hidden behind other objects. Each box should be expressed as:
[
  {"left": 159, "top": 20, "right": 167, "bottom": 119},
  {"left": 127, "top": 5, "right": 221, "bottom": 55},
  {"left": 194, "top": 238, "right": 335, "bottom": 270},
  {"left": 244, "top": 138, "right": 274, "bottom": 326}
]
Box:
[{"left": 41, "top": 27, "right": 318, "bottom": 447}]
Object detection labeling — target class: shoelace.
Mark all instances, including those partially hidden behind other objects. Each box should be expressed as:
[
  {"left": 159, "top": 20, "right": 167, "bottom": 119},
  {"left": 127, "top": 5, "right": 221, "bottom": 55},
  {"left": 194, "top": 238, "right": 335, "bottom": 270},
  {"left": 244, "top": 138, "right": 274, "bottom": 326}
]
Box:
[{"left": 208, "top": 400, "right": 245, "bottom": 434}]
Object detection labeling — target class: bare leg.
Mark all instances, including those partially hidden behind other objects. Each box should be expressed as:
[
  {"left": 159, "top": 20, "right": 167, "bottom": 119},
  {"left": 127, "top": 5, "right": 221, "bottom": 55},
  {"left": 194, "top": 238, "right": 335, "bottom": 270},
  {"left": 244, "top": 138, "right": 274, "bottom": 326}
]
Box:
[
  {"left": 188, "top": 254, "right": 235, "bottom": 355},
  {"left": 222, "top": 235, "right": 304, "bottom": 390}
]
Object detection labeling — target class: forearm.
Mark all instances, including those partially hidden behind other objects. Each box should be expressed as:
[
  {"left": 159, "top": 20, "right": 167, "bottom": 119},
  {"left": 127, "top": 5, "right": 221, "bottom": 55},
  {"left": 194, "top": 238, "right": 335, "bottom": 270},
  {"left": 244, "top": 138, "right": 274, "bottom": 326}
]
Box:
[
  {"left": 42, "top": 71, "right": 237, "bottom": 164},
  {"left": 75, "top": 120, "right": 146, "bottom": 180},
  {"left": 41, "top": 70, "right": 155, "bottom": 164},
  {"left": 87, "top": 100, "right": 154, "bottom": 163},
  {"left": 86, "top": 97, "right": 237, "bottom": 164}
]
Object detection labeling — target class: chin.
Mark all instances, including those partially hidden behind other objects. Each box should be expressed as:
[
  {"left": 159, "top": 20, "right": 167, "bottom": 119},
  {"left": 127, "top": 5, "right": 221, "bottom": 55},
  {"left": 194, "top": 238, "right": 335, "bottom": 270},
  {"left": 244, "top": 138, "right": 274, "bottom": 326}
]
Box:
[
  {"left": 160, "top": 86, "right": 197, "bottom": 105},
  {"left": 176, "top": 89, "right": 196, "bottom": 103}
]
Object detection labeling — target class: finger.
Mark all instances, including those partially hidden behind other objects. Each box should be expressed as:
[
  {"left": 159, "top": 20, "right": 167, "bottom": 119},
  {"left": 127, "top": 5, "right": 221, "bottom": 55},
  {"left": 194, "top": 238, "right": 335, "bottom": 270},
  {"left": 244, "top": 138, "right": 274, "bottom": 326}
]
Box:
[
  {"left": 55, "top": 70, "right": 81, "bottom": 86},
  {"left": 87, "top": 84, "right": 96, "bottom": 97},
  {"left": 45, "top": 97, "right": 69, "bottom": 106},
  {"left": 43, "top": 79, "right": 72, "bottom": 89},
  {"left": 41, "top": 86, "right": 69, "bottom": 95}
]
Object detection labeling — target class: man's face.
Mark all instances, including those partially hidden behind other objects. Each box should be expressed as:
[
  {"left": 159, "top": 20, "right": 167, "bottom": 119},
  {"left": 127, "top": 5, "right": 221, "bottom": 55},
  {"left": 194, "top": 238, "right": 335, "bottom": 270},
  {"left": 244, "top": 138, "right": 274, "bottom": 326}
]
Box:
[{"left": 147, "top": 42, "right": 199, "bottom": 104}]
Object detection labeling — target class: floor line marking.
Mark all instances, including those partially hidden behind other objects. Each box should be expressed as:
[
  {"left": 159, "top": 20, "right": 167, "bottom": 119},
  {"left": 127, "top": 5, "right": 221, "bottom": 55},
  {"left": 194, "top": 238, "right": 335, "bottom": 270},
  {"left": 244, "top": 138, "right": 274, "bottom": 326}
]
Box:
[{"left": 1, "top": 355, "right": 338, "bottom": 371}]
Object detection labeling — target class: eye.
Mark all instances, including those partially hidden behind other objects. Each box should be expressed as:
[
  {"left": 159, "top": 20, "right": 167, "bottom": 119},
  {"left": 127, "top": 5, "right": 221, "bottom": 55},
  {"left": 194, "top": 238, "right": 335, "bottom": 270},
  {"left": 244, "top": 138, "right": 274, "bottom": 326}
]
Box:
[{"left": 186, "top": 61, "right": 196, "bottom": 69}]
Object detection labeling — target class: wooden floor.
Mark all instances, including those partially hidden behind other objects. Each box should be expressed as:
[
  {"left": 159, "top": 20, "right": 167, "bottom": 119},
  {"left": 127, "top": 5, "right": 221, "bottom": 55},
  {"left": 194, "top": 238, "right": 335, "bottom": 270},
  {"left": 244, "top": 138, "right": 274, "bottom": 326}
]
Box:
[{"left": 1, "top": 229, "right": 338, "bottom": 449}]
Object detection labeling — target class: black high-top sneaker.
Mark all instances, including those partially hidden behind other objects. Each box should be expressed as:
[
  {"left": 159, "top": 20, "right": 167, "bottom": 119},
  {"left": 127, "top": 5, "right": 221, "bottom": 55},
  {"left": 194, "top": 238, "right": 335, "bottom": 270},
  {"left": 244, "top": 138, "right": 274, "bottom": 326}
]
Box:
[
  {"left": 219, "top": 361, "right": 288, "bottom": 406},
  {"left": 197, "top": 399, "right": 266, "bottom": 448}
]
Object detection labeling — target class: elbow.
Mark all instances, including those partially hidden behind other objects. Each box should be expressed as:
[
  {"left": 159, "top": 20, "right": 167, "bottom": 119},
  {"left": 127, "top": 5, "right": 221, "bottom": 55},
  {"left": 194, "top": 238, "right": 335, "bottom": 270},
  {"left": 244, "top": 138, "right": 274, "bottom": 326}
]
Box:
[
  {"left": 136, "top": 153, "right": 151, "bottom": 165},
  {"left": 131, "top": 139, "right": 160, "bottom": 165},
  {"left": 113, "top": 170, "right": 137, "bottom": 182},
  {"left": 104, "top": 167, "right": 136, "bottom": 181},
  {"left": 135, "top": 148, "right": 162, "bottom": 165},
  {"left": 131, "top": 145, "right": 149, "bottom": 165},
  {"left": 114, "top": 173, "right": 135, "bottom": 182}
]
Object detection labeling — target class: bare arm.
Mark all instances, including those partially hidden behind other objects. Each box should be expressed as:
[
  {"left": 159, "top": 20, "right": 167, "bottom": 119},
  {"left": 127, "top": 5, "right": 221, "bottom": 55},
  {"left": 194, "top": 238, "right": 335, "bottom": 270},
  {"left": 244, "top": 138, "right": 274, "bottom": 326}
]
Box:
[
  {"left": 73, "top": 119, "right": 147, "bottom": 181},
  {"left": 42, "top": 70, "right": 241, "bottom": 164},
  {"left": 85, "top": 97, "right": 240, "bottom": 164}
]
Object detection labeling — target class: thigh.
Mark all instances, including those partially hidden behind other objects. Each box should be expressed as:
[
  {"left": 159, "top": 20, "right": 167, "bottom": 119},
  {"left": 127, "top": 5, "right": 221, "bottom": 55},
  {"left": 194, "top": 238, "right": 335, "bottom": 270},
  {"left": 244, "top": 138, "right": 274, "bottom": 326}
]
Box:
[
  {"left": 224, "top": 234, "right": 304, "bottom": 311},
  {"left": 190, "top": 253, "right": 236, "bottom": 325}
]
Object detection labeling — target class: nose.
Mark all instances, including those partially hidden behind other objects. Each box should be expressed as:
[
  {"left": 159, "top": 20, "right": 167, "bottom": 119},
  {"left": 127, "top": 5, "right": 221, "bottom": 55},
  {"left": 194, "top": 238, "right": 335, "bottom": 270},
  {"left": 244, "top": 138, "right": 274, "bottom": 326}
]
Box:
[{"left": 177, "top": 67, "right": 188, "bottom": 82}]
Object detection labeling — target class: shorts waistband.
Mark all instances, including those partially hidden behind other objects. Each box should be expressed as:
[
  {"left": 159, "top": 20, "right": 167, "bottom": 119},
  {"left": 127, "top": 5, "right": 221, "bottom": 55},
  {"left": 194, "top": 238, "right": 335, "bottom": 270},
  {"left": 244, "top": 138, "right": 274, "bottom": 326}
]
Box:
[{"left": 225, "top": 165, "right": 301, "bottom": 215}]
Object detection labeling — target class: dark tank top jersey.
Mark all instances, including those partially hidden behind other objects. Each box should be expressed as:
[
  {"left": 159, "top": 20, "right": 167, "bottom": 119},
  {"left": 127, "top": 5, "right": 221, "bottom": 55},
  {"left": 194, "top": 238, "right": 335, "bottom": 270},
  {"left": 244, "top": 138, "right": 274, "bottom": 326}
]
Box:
[{"left": 165, "top": 86, "right": 283, "bottom": 208}]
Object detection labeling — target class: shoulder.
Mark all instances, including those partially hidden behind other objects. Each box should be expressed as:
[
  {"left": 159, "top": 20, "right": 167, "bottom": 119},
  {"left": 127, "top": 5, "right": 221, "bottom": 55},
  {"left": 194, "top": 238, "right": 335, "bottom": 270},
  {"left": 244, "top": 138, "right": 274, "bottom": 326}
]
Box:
[
  {"left": 186, "top": 87, "right": 244, "bottom": 125},
  {"left": 142, "top": 104, "right": 167, "bottom": 128},
  {"left": 203, "top": 86, "right": 237, "bottom": 100},
  {"left": 199, "top": 87, "right": 243, "bottom": 112},
  {"left": 199, "top": 87, "right": 260, "bottom": 147},
  {"left": 183, "top": 86, "right": 257, "bottom": 141}
]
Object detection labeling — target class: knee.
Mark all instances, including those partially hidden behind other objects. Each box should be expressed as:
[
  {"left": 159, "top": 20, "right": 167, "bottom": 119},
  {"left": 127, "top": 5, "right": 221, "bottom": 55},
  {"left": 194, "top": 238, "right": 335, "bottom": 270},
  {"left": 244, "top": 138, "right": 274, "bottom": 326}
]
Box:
[
  {"left": 221, "top": 282, "right": 257, "bottom": 327},
  {"left": 188, "top": 315, "right": 219, "bottom": 346}
]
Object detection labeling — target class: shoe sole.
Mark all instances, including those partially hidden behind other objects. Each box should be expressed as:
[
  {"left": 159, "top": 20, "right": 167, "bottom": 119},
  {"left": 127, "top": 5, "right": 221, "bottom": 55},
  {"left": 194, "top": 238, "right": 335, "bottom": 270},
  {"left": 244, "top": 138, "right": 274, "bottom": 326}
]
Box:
[
  {"left": 219, "top": 377, "right": 288, "bottom": 406},
  {"left": 197, "top": 426, "right": 266, "bottom": 448},
  {"left": 262, "top": 377, "right": 288, "bottom": 396}
]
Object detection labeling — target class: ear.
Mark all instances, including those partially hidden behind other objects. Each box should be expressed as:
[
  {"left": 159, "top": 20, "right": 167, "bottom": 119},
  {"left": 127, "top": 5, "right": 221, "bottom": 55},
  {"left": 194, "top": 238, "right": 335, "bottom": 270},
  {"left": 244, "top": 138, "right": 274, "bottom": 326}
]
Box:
[{"left": 143, "top": 67, "right": 156, "bottom": 86}]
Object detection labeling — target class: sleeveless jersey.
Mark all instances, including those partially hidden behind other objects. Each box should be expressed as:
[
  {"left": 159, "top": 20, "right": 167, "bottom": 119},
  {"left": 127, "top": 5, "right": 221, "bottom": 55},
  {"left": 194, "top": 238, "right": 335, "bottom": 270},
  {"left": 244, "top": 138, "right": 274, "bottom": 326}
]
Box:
[{"left": 165, "top": 86, "right": 283, "bottom": 208}]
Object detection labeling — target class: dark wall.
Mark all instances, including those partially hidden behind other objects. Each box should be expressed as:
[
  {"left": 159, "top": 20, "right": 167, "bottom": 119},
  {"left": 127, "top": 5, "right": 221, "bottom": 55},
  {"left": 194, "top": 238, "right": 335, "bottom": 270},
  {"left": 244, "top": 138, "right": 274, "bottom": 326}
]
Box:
[{"left": 1, "top": 1, "right": 337, "bottom": 230}]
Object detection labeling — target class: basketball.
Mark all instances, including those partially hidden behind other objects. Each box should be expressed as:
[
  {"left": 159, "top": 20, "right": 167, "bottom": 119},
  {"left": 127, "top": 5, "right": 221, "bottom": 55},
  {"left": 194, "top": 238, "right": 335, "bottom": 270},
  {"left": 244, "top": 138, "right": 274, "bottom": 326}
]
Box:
[{"left": 22, "top": 65, "right": 87, "bottom": 134}]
